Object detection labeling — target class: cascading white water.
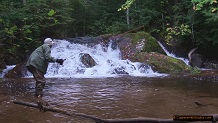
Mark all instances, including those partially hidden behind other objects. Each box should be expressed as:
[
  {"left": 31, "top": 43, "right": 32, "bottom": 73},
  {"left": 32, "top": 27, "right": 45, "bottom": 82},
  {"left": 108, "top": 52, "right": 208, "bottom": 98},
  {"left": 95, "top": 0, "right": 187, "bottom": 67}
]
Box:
[
  {"left": 158, "top": 41, "right": 189, "bottom": 65},
  {"left": 44, "top": 39, "right": 162, "bottom": 78},
  {"left": 0, "top": 39, "right": 166, "bottom": 78},
  {"left": 0, "top": 65, "right": 16, "bottom": 78}
]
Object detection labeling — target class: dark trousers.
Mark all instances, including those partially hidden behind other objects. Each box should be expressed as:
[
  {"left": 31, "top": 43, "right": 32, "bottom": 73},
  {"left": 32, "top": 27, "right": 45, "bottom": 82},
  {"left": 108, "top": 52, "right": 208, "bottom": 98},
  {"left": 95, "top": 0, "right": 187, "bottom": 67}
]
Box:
[{"left": 27, "top": 65, "right": 46, "bottom": 96}]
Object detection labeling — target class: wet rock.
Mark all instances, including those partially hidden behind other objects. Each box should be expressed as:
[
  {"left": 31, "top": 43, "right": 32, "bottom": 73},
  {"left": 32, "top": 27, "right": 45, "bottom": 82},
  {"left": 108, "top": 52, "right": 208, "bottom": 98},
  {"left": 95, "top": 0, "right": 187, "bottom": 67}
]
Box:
[
  {"left": 133, "top": 52, "right": 192, "bottom": 74},
  {"left": 138, "top": 63, "right": 150, "bottom": 73},
  {"left": 189, "top": 54, "right": 204, "bottom": 68},
  {"left": 204, "top": 61, "right": 218, "bottom": 69},
  {"left": 188, "top": 48, "right": 218, "bottom": 69},
  {"left": 0, "top": 61, "right": 6, "bottom": 72},
  {"left": 110, "top": 39, "right": 118, "bottom": 50},
  {"left": 112, "top": 67, "right": 129, "bottom": 74},
  {"left": 67, "top": 36, "right": 103, "bottom": 47},
  {"left": 116, "top": 32, "right": 165, "bottom": 60},
  {"left": 4, "top": 62, "right": 28, "bottom": 78},
  {"left": 97, "top": 32, "right": 192, "bottom": 74},
  {"left": 136, "top": 39, "right": 145, "bottom": 51},
  {"left": 67, "top": 37, "right": 97, "bottom": 43},
  {"left": 185, "top": 70, "right": 218, "bottom": 82},
  {"left": 75, "top": 68, "right": 85, "bottom": 74},
  {"left": 80, "top": 53, "right": 97, "bottom": 68},
  {"left": 97, "top": 32, "right": 165, "bottom": 60},
  {"left": 158, "top": 39, "right": 188, "bottom": 58}
]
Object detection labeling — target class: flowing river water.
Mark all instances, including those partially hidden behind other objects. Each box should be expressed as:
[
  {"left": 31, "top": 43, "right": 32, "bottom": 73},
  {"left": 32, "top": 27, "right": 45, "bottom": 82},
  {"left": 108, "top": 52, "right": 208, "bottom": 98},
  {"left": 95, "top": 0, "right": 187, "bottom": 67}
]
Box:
[
  {"left": 0, "top": 72, "right": 218, "bottom": 123},
  {"left": 0, "top": 39, "right": 218, "bottom": 123}
]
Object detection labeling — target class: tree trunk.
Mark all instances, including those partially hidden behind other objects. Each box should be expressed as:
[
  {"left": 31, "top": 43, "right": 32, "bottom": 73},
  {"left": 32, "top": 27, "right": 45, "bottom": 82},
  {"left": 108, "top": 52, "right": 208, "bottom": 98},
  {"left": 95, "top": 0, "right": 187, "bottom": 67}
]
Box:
[
  {"left": 162, "top": 12, "right": 165, "bottom": 30},
  {"left": 191, "top": 2, "right": 196, "bottom": 42},
  {"left": 126, "top": 8, "right": 130, "bottom": 29}
]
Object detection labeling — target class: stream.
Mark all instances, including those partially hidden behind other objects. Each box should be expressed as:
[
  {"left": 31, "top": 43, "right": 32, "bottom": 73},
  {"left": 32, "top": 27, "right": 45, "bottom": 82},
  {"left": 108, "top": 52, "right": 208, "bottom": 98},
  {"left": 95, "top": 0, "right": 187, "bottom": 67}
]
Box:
[
  {"left": 0, "top": 73, "right": 218, "bottom": 123},
  {"left": 0, "top": 39, "right": 218, "bottom": 123}
]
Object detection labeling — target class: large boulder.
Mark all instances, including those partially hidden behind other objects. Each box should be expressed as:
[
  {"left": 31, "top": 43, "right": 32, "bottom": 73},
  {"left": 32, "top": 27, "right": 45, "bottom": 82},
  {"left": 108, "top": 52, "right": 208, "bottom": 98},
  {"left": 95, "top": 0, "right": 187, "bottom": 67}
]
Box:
[
  {"left": 4, "top": 62, "right": 28, "bottom": 78},
  {"left": 3, "top": 31, "right": 196, "bottom": 78},
  {"left": 99, "top": 32, "right": 193, "bottom": 74},
  {"left": 115, "top": 32, "right": 165, "bottom": 60},
  {"left": 189, "top": 54, "right": 204, "bottom": 68},
  {"left": 66, "top": 36, "right": 103, "bottom": 47},
  {"left": 188, "top": 48, "right": 218, "bottom": 69},
  {"left": 133, "top": 52, "right": 192, "bottom": 74},
  {"left": 112, "top": 67, "right": 129, "bottom": 75},
  {"left": 0, "top": 61, "right": 6, "bottom": 73},
  {"left": 204, "top": 61, "right": 218, "bottom": 69},
  {"left": 0, "top": 55, "right": 6, "bottom": 72},
  {"left": 80, "top": 53, "right": 97, "bottom": 68}
]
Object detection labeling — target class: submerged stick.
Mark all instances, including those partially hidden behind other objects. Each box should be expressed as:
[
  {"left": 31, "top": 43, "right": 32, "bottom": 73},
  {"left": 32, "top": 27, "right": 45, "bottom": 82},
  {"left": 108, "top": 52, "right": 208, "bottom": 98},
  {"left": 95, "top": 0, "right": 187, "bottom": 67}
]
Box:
[
  {"left": 13, "top": 100, "right": 218, "bottom": 123},
  {"left": 13, "top": 100, "right": 104, "bottom": 122}
]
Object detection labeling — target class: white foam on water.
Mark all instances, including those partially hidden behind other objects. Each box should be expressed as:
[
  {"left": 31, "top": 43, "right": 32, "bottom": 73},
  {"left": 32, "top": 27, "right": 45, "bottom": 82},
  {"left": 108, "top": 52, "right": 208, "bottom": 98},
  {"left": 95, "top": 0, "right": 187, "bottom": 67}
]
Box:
[
  {"left": 158, "top": 41, "right": 189, "bottom": 65},
  {"left": 0, "top": 39, "right": 167, "bottom": 78},
  {"left": 0, "top": 65, "right": 16, "bottom": 78},
  {"left": 44, "top": 39, "right": 165, "bottom": 78}
]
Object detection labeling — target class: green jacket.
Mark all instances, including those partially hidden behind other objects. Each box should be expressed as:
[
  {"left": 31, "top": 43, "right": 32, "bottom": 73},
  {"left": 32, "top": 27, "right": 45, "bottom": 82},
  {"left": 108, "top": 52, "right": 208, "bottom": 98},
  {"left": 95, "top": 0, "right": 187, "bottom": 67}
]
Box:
[{"left": 26, "top": 44, "right": 56, "bottom": 74}]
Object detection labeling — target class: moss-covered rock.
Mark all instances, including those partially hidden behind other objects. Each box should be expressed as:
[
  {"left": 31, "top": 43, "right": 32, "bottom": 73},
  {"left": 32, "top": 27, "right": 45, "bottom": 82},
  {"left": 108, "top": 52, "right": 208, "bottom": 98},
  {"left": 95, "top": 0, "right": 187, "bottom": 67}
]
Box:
[
  {"left": 131, "top": 52, "right": 193, "bottom": 74},
  {"left": 123, "top": 31, "right": 165, "bottom": 54},
  {"left": 116, "top": 31, "right": 165, "bottom": 60},
  {"left": 2, "top": 32, "right": 195, "bottom": 76},
  {"left": 114, "top": 31, "right": 194, "bottom": 74}
]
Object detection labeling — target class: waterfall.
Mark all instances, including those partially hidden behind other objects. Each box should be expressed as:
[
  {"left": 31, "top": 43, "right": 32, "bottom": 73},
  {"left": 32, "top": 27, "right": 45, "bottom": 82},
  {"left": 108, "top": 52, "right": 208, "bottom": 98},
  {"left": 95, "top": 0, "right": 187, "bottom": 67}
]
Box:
[
  {"left": 0, "top": 39, "right": 167, "bottom": 78},
  {"left": 0, "top": 65, "right": 15, "bottom": 78},
  {"left": 44, "top": 39, "right": 163, "bottom": 78},
  {"left": 158, "top": 41, "right": 189, "bottom": 65}
]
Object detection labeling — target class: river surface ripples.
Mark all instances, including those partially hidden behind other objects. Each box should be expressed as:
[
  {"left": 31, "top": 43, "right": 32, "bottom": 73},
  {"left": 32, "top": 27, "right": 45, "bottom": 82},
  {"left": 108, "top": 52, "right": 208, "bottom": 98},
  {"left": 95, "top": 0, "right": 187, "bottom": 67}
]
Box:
[{"left": 0, "top": 74, "right": 218, "bottom": 123}]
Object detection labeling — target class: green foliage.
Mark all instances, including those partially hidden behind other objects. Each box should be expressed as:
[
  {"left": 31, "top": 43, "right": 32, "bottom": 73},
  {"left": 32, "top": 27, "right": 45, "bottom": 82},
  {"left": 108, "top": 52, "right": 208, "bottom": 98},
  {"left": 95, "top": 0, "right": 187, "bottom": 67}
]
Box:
[
  {"left": 118, "top": 0, "right": 135, "bottom": 11},
  {"left": 72, "top": 0, "right": 128, "bottom": 36},
  {"left": 192, "top": 0, "right": 218, "bottom": 11},
  {"left": 190, "top": 67, "right": 201, "bottom": 73},
  {"left": 0, "top": 0, "right": 218, "bottom": 64},
  {"left": 48, "top": 9, "right": 56, "bottom": 17},
  {"left": 105, "top": 22, "right": 128, "bottom": 34},
  {"left": 0, "top": 0, "right": 74, "bottom": 63},
  {"left": 192, "top": 0, "right": 218, "bottom": 23},
  {"left": 190, "top": 0, "right": 218, "bottom": 59},
  {"left": 165, "top": 24, "right": 191, "bottom": 43},
  {"left": 121, "top": 0, "right": 217, "bottom": 59},
  {"left": 166, "top": 24, "right": 191, "bottom": 36}
]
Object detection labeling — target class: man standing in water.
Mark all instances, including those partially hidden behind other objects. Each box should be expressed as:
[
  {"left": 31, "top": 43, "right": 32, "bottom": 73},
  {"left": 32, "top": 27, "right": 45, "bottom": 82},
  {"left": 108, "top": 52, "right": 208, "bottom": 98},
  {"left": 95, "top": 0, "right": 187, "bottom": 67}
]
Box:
[{"left": 26, "top": 38, "right": 65, "bottom": 98}]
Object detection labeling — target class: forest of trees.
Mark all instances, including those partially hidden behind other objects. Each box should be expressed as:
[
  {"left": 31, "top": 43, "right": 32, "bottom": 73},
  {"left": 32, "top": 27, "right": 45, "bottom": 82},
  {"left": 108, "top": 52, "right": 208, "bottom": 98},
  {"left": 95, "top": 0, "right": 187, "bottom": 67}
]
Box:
[{"left": 0, "top": 0, "right": 217, "bottom": 64}]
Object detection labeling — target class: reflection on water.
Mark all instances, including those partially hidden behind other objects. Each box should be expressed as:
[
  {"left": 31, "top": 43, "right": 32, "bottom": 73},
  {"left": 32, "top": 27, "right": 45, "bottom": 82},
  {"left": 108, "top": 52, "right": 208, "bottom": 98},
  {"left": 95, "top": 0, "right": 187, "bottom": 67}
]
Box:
[{"left": 0, "top": 75, "right": 218, "bottom": 123}]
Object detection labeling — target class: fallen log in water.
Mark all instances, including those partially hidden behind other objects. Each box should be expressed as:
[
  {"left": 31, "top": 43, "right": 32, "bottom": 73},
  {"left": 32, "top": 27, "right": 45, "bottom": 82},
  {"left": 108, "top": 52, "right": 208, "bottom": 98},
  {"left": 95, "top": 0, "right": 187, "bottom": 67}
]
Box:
[
  {"left": 13, "top": 100, "right": 218, "bottom": 123},
  {"left": 13, "top": 100, "right": 104, "bottom": 122}
]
